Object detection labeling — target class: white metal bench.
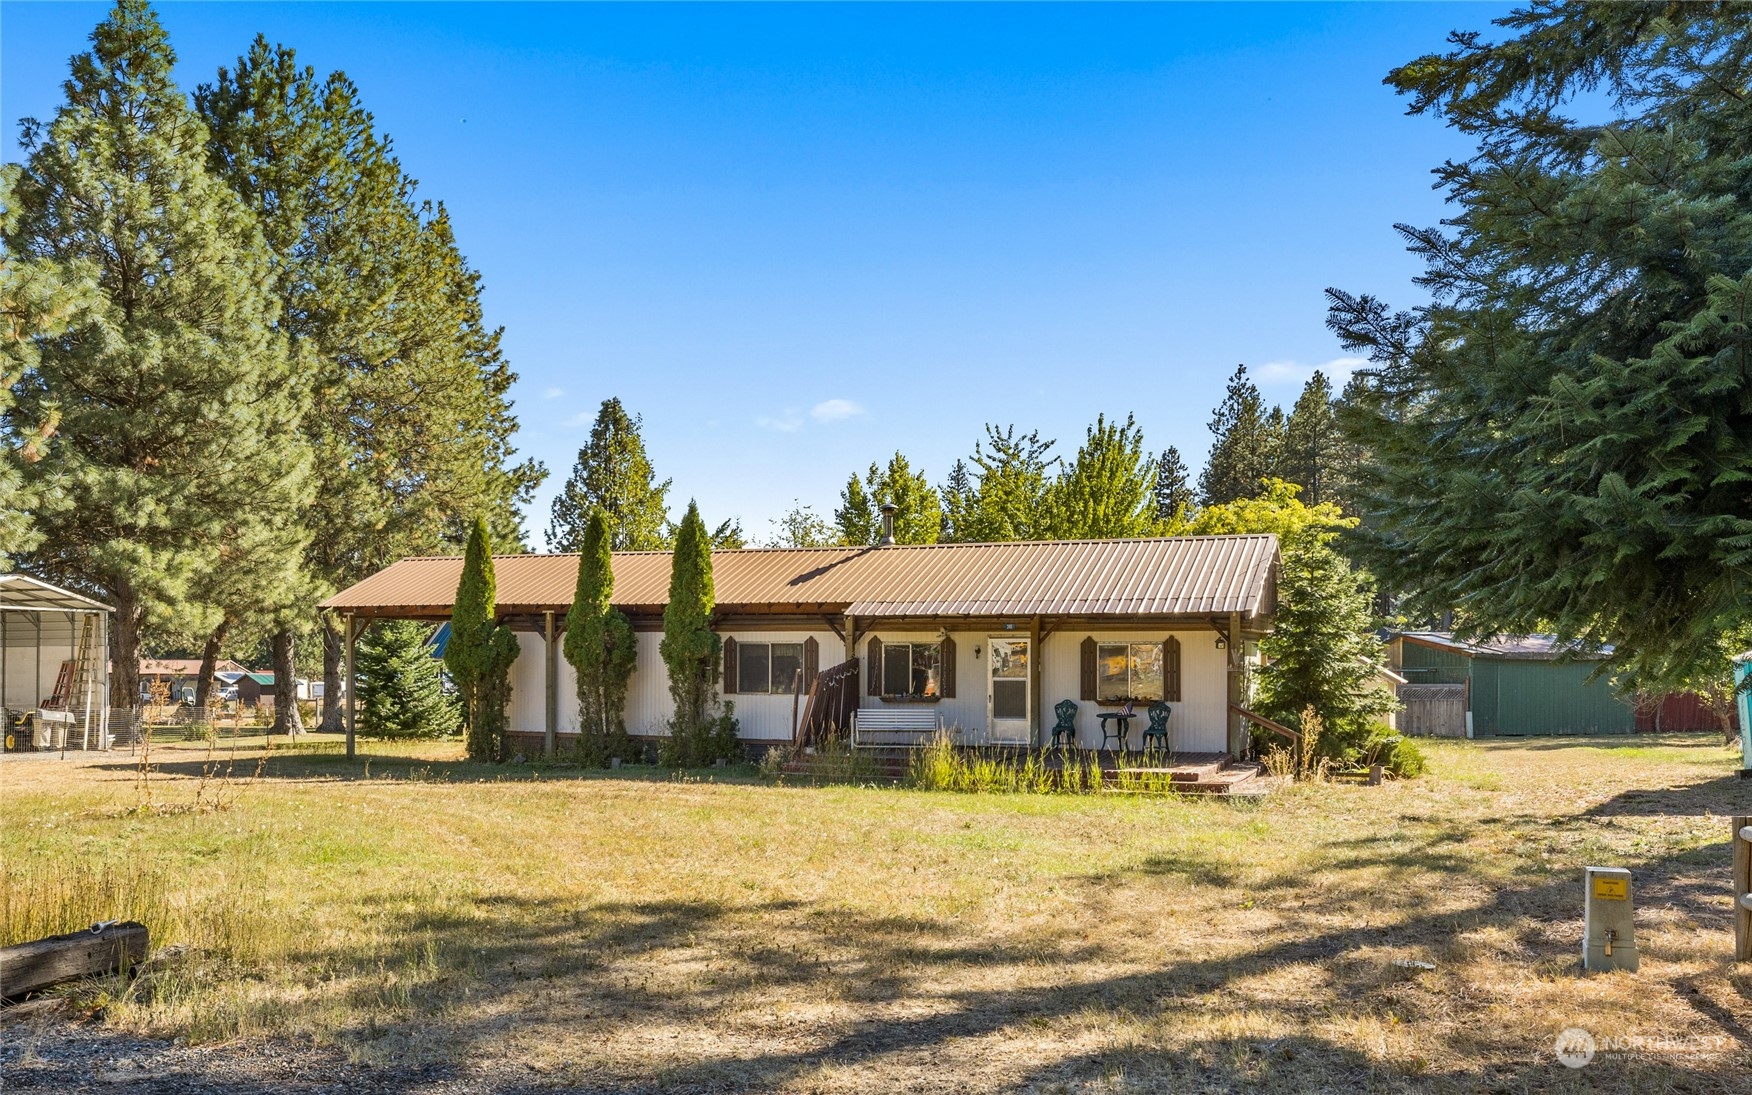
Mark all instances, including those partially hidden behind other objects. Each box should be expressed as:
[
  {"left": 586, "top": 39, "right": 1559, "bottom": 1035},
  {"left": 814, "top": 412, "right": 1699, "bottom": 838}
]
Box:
[{"left": 851, "top": 706, "right": 944, "bottom": 748}]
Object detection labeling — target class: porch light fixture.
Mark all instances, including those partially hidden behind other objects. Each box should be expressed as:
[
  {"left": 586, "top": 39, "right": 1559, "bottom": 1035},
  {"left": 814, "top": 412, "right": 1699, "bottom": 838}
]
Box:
[{"left": 1215, "top": 636, "right": 1227, "bottom": 650}]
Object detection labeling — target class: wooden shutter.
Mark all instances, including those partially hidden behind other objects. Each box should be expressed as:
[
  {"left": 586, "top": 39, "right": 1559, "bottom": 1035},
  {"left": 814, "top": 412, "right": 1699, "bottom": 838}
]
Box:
[
  {"left": 1163, "top": 636, "right": 1181, "bottom": 701},
  {"left": 803, "top": 636, "right": 819, "bottom": 691},
  {"left": 867, "top": 636, "right": 883, "bottom": 695},
  {"left": 939, "top": 636, "right": 956, "bottom": 699},
  {"left": 1080, "top": 637, "right": 1097, "bottom": 701},
  {"left": 722, "top": 636, "right": 738, "bottom": 694}
]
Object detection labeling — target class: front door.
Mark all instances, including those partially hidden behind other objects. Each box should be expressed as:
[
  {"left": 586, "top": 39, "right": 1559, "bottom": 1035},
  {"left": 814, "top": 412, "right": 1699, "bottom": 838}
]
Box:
[{"left": 987, "top": 637, "right": 1031, "bottom": 745}]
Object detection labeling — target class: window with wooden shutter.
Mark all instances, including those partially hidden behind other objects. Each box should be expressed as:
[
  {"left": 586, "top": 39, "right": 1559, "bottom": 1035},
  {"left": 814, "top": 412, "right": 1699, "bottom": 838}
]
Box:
[
  {"left": 1163, "top": 636, "right": 1181, "bottom": 701},
  {"left": 803, "top": 636, "right": 819, "bottom": 690},
  {"left": 721, "top": 636, "right": 738, "bottom": 694},
  {"left": 867, "top": 637, "right": 883, "bottom": 695},
  {"left": 1080, "top": 637, "right": 1097, "bottom": 701},
  {"left": 940, "top": 636, "right": 956, "bottom": 699}
]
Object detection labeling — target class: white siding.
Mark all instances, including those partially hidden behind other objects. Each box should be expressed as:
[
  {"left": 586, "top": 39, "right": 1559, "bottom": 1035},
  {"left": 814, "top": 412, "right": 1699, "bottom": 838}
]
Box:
[
  {"left": 1041, "top": 629, "right": 1228, "bottom": 752},
  {"left": 853, "top": 628, "right": 987, "bottom": 738}
]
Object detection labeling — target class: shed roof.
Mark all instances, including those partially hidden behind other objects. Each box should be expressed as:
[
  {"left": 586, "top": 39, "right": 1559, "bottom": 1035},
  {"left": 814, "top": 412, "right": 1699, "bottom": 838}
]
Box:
[
  {"left": 0, "top": 573, "right": 112, "bottom": 613},
  {"left": 1395, "top": 631, "right": 1613, "bottom": 661},
  {"left": 321, "top": 535, "right": 1280, "bottom": 622}
]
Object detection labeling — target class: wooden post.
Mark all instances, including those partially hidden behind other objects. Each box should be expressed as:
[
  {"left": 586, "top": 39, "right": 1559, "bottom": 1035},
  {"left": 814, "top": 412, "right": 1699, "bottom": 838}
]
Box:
[
  {"left": 344, "top": 613, "right": 358, "bottom": 759},
  {"left": 843, "top": 613, "right": 857, "bottom": 664},
  {"left": 544, "top": 611, "right": 558, "bottom": 759},
  {"left": 1029, "top": 614, "right": 1042, "bottom": 748},
  {"left": 1227, "top": 611, "right": 1245, "bottom": 758},
  {"left": 1735, "top": 816, "right": 1751, "bottom": 963}
]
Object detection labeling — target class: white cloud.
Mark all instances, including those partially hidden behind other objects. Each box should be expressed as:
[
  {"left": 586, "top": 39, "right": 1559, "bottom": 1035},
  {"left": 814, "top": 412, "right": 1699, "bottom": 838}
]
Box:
[
  {"left": 756, "top": 411, "right": 804, "bottom": 433},
  {"left": 542, "top": 386, "right": 565, "bottom": 399},
  {"left": 809, "top": 398, "right": 863, "bottom": 423},
  {"left": 1254, "top": 356, "right": 1368, "bottom": 388}
]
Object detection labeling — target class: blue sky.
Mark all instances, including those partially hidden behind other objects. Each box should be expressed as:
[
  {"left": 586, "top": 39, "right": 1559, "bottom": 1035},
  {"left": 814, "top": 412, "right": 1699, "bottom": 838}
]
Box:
[{"left": 2, "top": 2, "right": 1505, "bottom": 548}]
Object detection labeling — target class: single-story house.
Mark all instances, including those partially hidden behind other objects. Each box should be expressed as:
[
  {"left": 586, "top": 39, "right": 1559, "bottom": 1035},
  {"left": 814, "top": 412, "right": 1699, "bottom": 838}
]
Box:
[
  {"left": 233, "top": 672, "right": 312, "bottom": 707},
  {"left": 1388, "top": 631, "right": 1635, "bottom": 737},
  {"left": 139, "top": 657, "right": 247, "bottom": 704},
  {"left": 320, "top": 533, "right": 1281, "bottom": 758}
]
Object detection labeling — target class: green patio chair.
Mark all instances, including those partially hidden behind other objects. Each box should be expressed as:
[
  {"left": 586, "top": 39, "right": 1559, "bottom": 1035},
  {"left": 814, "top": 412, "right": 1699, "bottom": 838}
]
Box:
[
  {"left": 1051, "top": 700, "right": 1078, "bottom": 749},
  {"left": 1141, "top": 701, "right": 1172, "bottom": 754}
]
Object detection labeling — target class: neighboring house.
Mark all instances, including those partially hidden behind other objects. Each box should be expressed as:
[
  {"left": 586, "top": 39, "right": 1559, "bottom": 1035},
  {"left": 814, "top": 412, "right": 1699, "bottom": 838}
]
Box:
[
  {"left": 1387, "top": 632, "right": 1634, "bottom": 737},
  {"left": 139, "top": 657, "right": 247, "bottom": 704},
  {"left": 321, "top": 533, "right": 1281, "bottom": 757},
  {"left": 234, "top": 672, "right": 275, "bottom": 707}
]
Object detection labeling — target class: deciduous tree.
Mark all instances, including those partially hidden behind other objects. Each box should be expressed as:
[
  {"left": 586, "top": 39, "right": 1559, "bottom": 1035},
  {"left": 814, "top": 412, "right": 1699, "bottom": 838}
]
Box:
[
  {"left": 949, "top": 425, "right": 1058, "bottom": 542},
  {"left": 1047, "top": 413, "right": 1156, "bottom": 538}
]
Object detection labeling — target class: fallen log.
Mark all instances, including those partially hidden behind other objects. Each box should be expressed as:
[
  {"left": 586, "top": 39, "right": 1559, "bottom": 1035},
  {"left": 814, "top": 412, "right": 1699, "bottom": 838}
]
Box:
[{"left": 1, "top": 921, "right": 149, "bottom": 1001}]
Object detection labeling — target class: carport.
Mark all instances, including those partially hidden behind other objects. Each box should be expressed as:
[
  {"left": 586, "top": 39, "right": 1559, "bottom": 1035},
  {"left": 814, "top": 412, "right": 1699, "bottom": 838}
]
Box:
[{"left": 0, "top": 573, "right": 112, "bottom": 751}]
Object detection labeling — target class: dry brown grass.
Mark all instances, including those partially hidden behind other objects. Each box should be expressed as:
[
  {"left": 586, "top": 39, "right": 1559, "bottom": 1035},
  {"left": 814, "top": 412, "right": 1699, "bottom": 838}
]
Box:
[{"left": 3, "top": 732, "right": 1750, "bottom": 1092}]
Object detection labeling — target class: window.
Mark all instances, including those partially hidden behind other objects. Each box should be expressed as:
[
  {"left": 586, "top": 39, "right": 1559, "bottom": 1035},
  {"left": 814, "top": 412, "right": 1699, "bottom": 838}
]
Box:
[
  {"left": 735, "top": 641, "right": 804, "bottom": 694},
  {"left": 1097, "top": 642, "right": 1164, "bottom": 703},
  {"left": 879, "top": 641, "right": 941, "bottom": 698}
]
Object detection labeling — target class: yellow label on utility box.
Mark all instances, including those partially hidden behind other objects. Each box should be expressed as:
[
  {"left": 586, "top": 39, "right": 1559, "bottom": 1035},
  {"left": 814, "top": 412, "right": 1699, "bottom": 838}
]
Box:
[{"left": 1592, "top": 876, "right": 1628, "bottom": 901}]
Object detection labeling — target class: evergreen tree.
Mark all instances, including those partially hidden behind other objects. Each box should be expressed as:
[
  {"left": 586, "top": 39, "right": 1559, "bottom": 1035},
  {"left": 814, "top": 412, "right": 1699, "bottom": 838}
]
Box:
[
  {"left": 768, "top": 500, "right": 832, "bottom": 548},
  {"left": 1152, "top": 446, "right": 1194, "bottom": 524},
  {"left": 197, "top": 38, "right": 543, "bottom": 729},
  {"left": 6, "top": 0, "right": 312, "bottom": 710},
  {"left": 445, "top": 517, "right": 519, "bottom": 761},
  {"left": 1327, "top": 2, "right": 1752, "bottom": 689},
  {"left": 707, "top": 517, "right": 747, "bottom": 549},
  {"left": 1047, "top": 414, "right": 1156, "bottom": 538},
  {"left": 1281, "top": 371, "right": 1338, "bottom": 507},
  {"left": 938, "top": 459, "right": 973, "bottom": 541},
  {"left": 834, "top": 474, "right": 877, "bottom": 546},
  {"left": 0, "top": 164, "right": 96, "bottom": 570},
  {"left": 953, "top": 425, "right": 1058, "bottom": 542},
  {"left": 1198, "top": 365, "right": 1282, "bottom": 505},
  {"left": 546, "top": 398, "right": 671, "bottom": 552},
  {"left": 563, "top": 508, "right": 637, "bottom": 764},
  {"left": 659, "top": 501, "right": 720, "bottom": 764},
  {"left": 356, "top": 620, "right": 460, "bottom": 739}
]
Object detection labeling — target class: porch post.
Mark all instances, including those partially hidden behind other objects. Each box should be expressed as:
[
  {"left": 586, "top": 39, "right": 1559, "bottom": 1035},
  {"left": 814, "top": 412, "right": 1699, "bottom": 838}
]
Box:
[
  {"left": 1029, "top": 614, "right": 1042, "bottom": 748},
  {"left": 344, "top": 613, "right": 358, "bottom": 759},
  {"left": 844, "top": 613, "right": 857, "bottom": 664},
  {"left": 1227, "top": 611, "right": 1245, "bottom": 758},
  {"left": 544, "top": 610, "right": 558, "bottom": 758}
]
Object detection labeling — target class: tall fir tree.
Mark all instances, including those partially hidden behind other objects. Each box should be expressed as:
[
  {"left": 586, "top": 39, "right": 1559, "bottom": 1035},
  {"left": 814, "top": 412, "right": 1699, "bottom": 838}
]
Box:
[
  {"left": 0, "top": 164, "right": 96, "bottom": 570},
  {"left": 6, "top": 0, "right": 312, "bottom": 709},
  {"left": 445, "top": 517, "right": 519, "bottom": 761},
  {"left": 546, "top": 398, "right": 671, "bottom": 552},
  {"left": 1047, "top": 414, "right": 1156, "bottom": 538},
  {"left": 1152, "top": 446, "right": 1194, "bottom": 524},
  {"left": 1198, "top": 364, "right": 1282, "bottom": 505},
  {"left": 356, "top": 621, "right": 460, "bottom": 739},
  {"left": 1280, "top": 371, "right": 1338, "bottom": 508},
  {"left": 563, "top": 508, "right": 637, "bottom": 764},
  {"left": 1327, "top": 2, "right": 1752, "bottom": 689},
  {"left": 197, "top": 38, "right": 543, "bottom": 729},
  {"left": 659, "top": 501, "right": 719, "bottom": 763},
  {"left": 937, "top": 459, "right": 973, "bottom": 542}
]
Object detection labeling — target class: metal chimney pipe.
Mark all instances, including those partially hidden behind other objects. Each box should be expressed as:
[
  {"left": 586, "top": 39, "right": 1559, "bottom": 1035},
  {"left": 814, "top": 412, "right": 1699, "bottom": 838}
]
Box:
[{"left": 878, "top": 503, "right": 897, "bottom": 546}]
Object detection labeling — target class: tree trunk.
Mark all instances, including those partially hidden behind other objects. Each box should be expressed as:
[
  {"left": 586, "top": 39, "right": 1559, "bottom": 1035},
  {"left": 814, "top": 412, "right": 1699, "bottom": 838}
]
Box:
[
  {"left": 109, "top": 587, "right": 142, "bottom": 712},
  {"left": 271, "top": 628, "right": 303, "bottom": 735},
  {"left": 193, "top": 621, "right": 228, "bottom": 715},
  {"left": 319, "top": 615, "right": 344, "bottom": 733}
]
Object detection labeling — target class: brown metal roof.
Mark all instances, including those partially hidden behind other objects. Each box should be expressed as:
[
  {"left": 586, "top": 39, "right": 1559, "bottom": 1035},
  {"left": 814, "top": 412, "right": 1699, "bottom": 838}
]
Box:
[{"left": 320, "top": 535, "right": 1280, "bottom": 621}]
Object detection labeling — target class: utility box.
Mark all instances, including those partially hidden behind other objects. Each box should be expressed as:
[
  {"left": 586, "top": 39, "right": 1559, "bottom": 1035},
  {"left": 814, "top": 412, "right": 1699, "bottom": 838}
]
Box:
[{"left": 1583, "top": 866, "right": 1639, "bottom": 973}]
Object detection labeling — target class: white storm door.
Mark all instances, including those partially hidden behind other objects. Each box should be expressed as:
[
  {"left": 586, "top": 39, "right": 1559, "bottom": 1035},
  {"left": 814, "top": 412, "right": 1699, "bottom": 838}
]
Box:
[{"left": 987, "top": 637, "right": 1031, "bottom": 745}]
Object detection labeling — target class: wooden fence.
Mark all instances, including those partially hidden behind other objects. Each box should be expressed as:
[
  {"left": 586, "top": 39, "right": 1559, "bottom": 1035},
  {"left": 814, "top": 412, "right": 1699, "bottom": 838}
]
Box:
[
  {"left": 796, "top": 658, "right": 859, "bottom": 749},
  {"left": 1398, "top": 684, "right": 1468, "bottom": 738},
  {"left": 1735, "top": 816, "right": 1751, "bottom": 964}
]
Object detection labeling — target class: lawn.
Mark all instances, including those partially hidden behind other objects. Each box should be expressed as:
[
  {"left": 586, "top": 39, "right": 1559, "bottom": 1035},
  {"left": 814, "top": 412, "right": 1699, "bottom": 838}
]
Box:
[{"left": 2, "top": 732, "right": 1750, "bottom": 1093}]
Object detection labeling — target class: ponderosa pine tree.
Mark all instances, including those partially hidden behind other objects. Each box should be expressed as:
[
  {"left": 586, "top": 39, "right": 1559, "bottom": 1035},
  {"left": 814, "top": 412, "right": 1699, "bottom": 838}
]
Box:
[
  {"left": 1152, "top": 447, "right": 1194, "bottom": 524},
  {"left": 659, "top": 501, "right": 720, "bottom": 764},
  {"left": 445, "top": 517, "right": 519, "bottom": 761},
  {"left": 0, "top": 164, "right": 95, "bottom": 571},
  {"left": 563, "top": 508, "right": 637, "bottom": 764},
  {"left": 1047, "top": 414, "right": 1156, "bottom": 539},
  {"left": 197, "top": 38, "right": 543, "bottom": 729},
  {"left": 1198, "top": 365, "right": 1282, "bottom": 505},
  {"left": 546, "top": 398, "right": 671, "bottom": 552},
  {"left": 1280, "top": 371, "right": 1339, "bottom": 508},
  {"left": 356, "top": 620, "right": 460, "bottom": 739},
  {"left": 6, "top": 0, "right": 312, "bottom": 710},
  {"left": 1326, "top": 2, "right": 1752, "bottom": 689}
]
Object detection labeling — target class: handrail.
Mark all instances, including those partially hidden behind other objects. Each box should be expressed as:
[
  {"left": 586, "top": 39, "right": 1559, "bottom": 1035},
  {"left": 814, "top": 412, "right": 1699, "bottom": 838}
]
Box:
[
  {"left": 797, "top": 658, "right": 859, "bottom": 748},
  {"left": 1230, "top": 704, "right": 1301, "bottom": 745}
]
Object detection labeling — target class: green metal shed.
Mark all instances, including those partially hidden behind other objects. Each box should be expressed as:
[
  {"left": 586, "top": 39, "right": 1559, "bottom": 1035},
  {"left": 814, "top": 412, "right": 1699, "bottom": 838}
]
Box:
[{"left": 1389, "top": 632, "right": 1634, "bottom": 737}]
